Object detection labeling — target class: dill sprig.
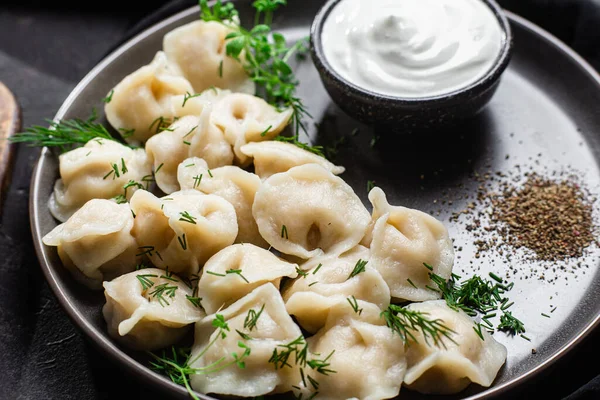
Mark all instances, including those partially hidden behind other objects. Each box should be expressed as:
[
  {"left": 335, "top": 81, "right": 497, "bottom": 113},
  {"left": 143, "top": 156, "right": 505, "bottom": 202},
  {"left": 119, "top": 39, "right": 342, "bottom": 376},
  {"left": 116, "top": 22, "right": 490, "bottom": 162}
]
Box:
[
  {"left": 226, "top": 269, "right": 250, "bottom": 283},
  {"left": 244, "top": 304, "right": 265, "bottom": 331},
  {"left": 137, "top": 274, "right": 158, "bottom": 290},
  {"left": 274, "top": 135, "right": 324, "bottom": 157},
  {"left": 148, "top": 314, "right": 251, "bottom": 400},
  {"left": 200, "top": 0, "right": 311, "bottom": 136},
  {"left": 150, "top": 283, "right": 178, "bottom": 307},
  {"left": 186, "top": 295, "right": 203, "bottom": 308},
  {"left": 424, "top": 264, "right": 525, "bottom": 337},
  {"left": 179, "top": 211, "right": 198, "bottom": 224},
  {"left": 9, "top": 110, "right": 116, "bottom": 152},
  {"left": 347, "top": 259, "right": 367, "bottom": 280},
  {"left": 381, "top": 304, "right": 456, "bottom": 347},
  {"left": 346, "top": 296, "right": 363, "bottom": 315}
]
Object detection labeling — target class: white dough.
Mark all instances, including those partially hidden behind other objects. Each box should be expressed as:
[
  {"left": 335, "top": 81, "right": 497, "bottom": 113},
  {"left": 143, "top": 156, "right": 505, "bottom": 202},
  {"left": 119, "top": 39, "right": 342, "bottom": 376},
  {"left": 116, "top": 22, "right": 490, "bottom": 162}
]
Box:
[
  {"left": 367, "top": 187, "right": 455, "bottom": 301},
  {"left": 292, "top": 301, "right": 406, "bottom": 400},
  {"left": 252, "top": 164, "right": 371, "bottom": 259},
  {"left": 283, "top": 245, "right": 390, "bottom": 333},
  {"left": 190, "top": 283, "right": 302, "bottom": 397},
  {"left": 211, "top": 93, "right": 293, "bottom": 165},
  {"left": 102, "top": 268, "right": 204, "bottom": 350},
  {"left": 129, "top": 189, "right": 238, "bottom": 276},
  {"left": 43, "top": 199, "right": 138, "bottom": 290},
  {"left": 178, "top": 157, "right": 266, "bottom": 247},
  {"left": 240, "top": 140, "right": 345, "bottom": 179},
  {"left": 49, "top": 138, "right": 151, "bottom": 222},
  {"left": 163, "top": 20, "right": 255, "bottom": 94},
  {"left": 198, "top": 244, "right": 298, "bottom": 314},
  {"left": 104, "top": 51, "right": 194, "bottom": 144},
  {"left": 403, "top": 300, "right": 507, "bottom": 394}
]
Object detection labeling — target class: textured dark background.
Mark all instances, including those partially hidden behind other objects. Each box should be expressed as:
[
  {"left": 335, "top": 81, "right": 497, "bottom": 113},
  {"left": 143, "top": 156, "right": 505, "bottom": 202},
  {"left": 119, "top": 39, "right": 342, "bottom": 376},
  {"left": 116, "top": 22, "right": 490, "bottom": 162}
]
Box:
[{"left": 1, "top": 0, "right": 600, "bottom": 399}]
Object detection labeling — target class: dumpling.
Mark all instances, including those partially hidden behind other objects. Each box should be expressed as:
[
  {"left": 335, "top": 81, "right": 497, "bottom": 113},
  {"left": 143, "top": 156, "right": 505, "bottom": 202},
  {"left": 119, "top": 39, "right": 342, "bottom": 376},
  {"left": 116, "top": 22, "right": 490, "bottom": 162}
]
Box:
[
  {"left": 240, "top": 141, "right": 345, "bottom": 179},
  {"left": 145, "top": 109, "right": 233, "bottom": 194},
  {"left": 171, "top": 87, "right": 231, "bottom": 118},
  {"left": 283, "top": 245, "right": 391, "bottom": 333},
  {"left": 178, "top": 157, "right": 266, "bottom": 247},
  {"left": 367, "top": 187, "right": 454, "bottom": 302},
  {"left": 197, "top": 244, "right": 298, "bottom": 314},
  {"left": 291, "top": 301, "right": 406, "bottom": 400},
  {"left": 163, "top": 20, "right": 254, "bottom": 94},
  {"left": 189, "top": 283, "right": 302, "bottom": 397},
  {"left": 211, "top": 93, "right": 293, "bottom": 165},
  {"left": 129, "top": 189, "right": 238, "bottom": 276},
  {"left": 43, "top": 199, "right": 138, "bottom": 290},
  {"left": 252, "top": 164, "right": 371, "bottom": 259},
  {"left": 104, "top": 51, "right": 194, "bottom": 144},
  {"left": 49, "top": 138, "right": 152, "bottom": 222},
  {"left": 102, "top": 268, "right": 205, "bottom": 351},
  {"left": 402, "top": 300, "right": 507, "bottom": 394}
]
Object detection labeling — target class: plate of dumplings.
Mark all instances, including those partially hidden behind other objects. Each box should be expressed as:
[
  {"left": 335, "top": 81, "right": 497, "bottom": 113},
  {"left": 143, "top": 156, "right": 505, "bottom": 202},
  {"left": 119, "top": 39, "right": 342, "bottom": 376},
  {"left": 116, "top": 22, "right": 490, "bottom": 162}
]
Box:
[{"left": 28, "top": 1, "right": 600, "bottom": 399}]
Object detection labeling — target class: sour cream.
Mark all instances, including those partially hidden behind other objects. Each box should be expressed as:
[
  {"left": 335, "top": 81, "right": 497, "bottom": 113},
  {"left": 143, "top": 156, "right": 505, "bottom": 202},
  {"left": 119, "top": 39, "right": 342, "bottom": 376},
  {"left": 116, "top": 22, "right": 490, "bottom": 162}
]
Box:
[{"left": 321, "top": 0, "right": 504, "bottom": 98}]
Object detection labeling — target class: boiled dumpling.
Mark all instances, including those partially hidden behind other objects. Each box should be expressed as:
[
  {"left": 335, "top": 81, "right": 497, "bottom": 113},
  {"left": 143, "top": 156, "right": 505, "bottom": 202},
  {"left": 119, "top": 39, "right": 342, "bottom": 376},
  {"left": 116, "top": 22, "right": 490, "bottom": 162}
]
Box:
[
  {"left": 178, "top": 157, "right": 266, "bottom": 247},
  {"left": 104, "top": 51, "right": 194, "bottom": 144},
  {"left": 129, "top": 189, "right": 238, "bottom": 276},
  {"left": 211, "top": 93, "right": 293, "bottom": 165},
  {"left": 283, "top": 245, "right": 390, "bottom": 333},
  {"left": 163, "top": 20, "right": 254, "bottom": 94},
  {"left": 171, "top": 87, "right": 231, "bottom": 118},
  {"left": 102, "top": 268, "right": 204, "bottom": 351},
  {"left": 43, "top": 199, "right": 138, "bottom": 290},
  {"left": 197, "top": 244, "right": 298, "bottom": 314},
  {"left": 240, "top": 140, "right": 345, "bottom": 179},
  {"left": 367, "top": 187, "right": 454, "bottom": 302},
  {"left": 252, "top": 164, "right": 371, "bottom": 259},
  {"left": 403, "top": 300, "right": 507, "bottom": 394},
  {"left": 49, "top": 138, "right": 152, "bottom": 222},
  {"left": 291, "top": 301, "right": 406, "bottom": 400},
  {"left": 145, "top": 109, "right": 233, "bottom": 194},
  {"left": 189, "top": 283, "right": 302, "bottom": 397}
]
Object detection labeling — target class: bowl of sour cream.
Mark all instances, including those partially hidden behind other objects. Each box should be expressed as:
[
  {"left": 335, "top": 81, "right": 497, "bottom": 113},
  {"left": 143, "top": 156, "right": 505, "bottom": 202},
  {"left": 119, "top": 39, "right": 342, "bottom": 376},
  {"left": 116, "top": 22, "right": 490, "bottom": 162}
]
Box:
[{"left": 310, "top": 0, "right": 512, "bottom": 129}]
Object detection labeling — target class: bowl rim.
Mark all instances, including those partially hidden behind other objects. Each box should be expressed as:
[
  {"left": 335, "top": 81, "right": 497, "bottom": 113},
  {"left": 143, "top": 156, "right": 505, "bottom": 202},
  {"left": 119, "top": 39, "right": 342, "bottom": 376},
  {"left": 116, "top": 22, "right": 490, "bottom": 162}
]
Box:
[
  {"left": 310, "top": 0, "right": 514, "bottom": 104},
  {"left": 29, "top": 4, "right": 600, "bottom": 400}
]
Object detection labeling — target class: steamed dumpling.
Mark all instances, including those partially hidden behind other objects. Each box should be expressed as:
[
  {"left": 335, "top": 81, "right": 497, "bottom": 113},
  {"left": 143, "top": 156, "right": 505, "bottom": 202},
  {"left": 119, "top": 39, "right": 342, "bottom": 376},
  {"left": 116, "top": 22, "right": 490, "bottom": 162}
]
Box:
[
  {"left": 252, "top": 164, "right": 371, "bottom": 259},
  {"left": 283, "top": 245, "right": 390, "bottom": 333},
  {"left": 403, "top": 300, "right": 507, "bottom": 394},
  {"left": 163, "top": 20, "right": 254, "bottom": 94},
  {"left": 145, "top": 109, "right": 233, "bottom": 194},
  {"left": 43, "top": 199, "right": 138, "bottom": 289},
  {"left": 367, "top": 187, "right": 454, "bottom": 302},
  {"left": 211, "top": 93, "right": 293, "bottom": 165},
  {"left": 240, "top": 141, "right": 345, "bottom": 179},
  {"left": 102, "top": 268, "right": 205, "bottom": 350},
  {"left": 198, "top": 244, "right": 298, "bottom": 314},
  {"left": 292, "top": 301, "right": 406, "bottom": 400},
  {"left": 190, "top": 283, "right": 302, "bottom": 397},
  {"left": 129, "top": 189, "right": 238, "bottom": 276},
  {"left": 104, "top": 51, "right": 194, "bottom": 144},
  {"left": 178, "top": 157, "right": 266, "bottom": 247},
  {"left": 49, "top": 138, "right": 152, "bottom": 222}
]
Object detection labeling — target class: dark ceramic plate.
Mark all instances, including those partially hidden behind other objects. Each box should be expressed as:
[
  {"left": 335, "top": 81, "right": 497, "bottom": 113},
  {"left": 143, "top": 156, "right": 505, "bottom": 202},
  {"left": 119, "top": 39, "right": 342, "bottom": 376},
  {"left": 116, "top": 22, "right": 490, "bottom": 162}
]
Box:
[{"left": 30, "top": 2, "right": 600, "bottom": 399}]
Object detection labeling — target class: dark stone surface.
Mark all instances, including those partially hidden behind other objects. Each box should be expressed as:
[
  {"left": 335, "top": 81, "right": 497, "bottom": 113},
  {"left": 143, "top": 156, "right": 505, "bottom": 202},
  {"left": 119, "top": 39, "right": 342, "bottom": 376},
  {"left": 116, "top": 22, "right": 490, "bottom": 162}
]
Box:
[{"left": 0, "top": 0, "right": 599, "bottom": 399}]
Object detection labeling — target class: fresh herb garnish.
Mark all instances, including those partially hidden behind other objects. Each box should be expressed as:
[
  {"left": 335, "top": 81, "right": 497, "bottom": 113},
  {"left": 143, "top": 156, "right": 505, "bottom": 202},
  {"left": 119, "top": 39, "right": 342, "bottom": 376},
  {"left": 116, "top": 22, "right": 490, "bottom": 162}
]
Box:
[
  {"left": 179, "top": 211, "right": 198, "bottom": 224},
  {"left": 243, "top": 304, "right": 265, "bottom": 331},
  {"left": 186, "top": 295, "right": 203, "bottom": 308},
  {"left": 193, "top": 174, "right": 203, "bottom": 189},
  {"left": 226, "top": 269, "right": 249, "bottom": 283},
  {"left": 200, "top": 0, "right": 311, "bottom": 135},
  {"left": 275, "top": 134, "right": 324, "bottom": 157},
  {"left": 295, "top": 267, "right": 308, "bottom": 279},
  {"left": 281, "top": 224, "right": 288, "bottom": 239},
  {"left": 178, "top": 234, "right": 188, "bottom": 250},
  {"left": 102, "top": 90, "right": 114, "bottom": 104},
  {"left": 9, "top": 111, "right": 116, "bottom": 152},
  {"left": 347, "top": 259, "right": 367, "bottom": 280},
  {"left": 312, "top": 263, "right": 322, "bottom": 275},
  {"left": 149, "top": 314, "right": 250, "bottom": 400},
  {"left": 137, "top": 274, "right": 158, "bottom": 290},
  {"left": 346, "top": 296, "right": 363, "bottom": 315},
  {"left": 381, "top": 304, "right": 456, "bottom": 347},
  {"left": 150, "top": 283, "right": 178, "bottom": 307}
]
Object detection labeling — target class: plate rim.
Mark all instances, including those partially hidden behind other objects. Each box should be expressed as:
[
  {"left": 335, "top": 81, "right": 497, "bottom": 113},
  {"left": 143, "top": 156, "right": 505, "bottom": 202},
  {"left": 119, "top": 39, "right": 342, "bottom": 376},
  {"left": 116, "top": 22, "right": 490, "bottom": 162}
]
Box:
[{"left": 28, "top": 4, "right": 600, "bottom": 399}]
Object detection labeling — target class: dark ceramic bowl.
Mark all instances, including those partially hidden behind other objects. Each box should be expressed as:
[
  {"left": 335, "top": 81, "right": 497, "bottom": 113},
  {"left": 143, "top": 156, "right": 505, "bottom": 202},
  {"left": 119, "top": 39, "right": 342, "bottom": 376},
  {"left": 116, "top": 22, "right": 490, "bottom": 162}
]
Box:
[{"left": 310, "top": 0, "right": 513, "bottom": 130}]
